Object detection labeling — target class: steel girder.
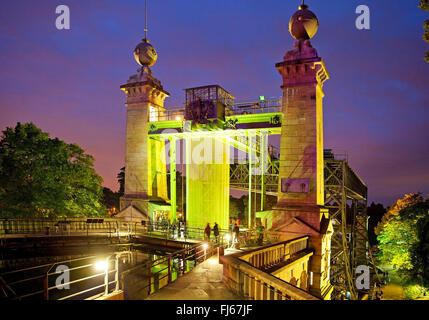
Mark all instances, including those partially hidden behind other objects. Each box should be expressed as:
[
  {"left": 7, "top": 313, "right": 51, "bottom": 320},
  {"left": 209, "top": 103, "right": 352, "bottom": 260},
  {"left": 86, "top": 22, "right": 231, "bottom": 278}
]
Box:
[
  {"left": 231, "top": 157, "right": 370, "bottom": 300},
  {"left": 324, "top": 159, "right": 368, "bottom": 300}
]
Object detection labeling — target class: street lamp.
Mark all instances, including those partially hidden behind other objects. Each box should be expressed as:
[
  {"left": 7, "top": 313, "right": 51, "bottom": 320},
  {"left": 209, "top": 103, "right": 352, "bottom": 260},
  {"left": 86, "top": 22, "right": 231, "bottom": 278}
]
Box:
[
  {"left": 94, "top": 258, "right": 109, "bottom": 295},
  {"left": 94, "top": 260, "right": 108, "bottom": 272}
]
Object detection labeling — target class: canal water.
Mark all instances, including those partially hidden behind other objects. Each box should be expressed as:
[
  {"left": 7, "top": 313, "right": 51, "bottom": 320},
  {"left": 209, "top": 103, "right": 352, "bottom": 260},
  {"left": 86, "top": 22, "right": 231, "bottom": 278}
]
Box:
[{"left": 0, "top": 242, "right": 178, "bottom": 300}]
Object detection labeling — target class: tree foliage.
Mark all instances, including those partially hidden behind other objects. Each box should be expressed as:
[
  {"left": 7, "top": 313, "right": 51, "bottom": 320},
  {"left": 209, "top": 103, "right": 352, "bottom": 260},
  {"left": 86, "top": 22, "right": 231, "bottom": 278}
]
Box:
[
  {"left": 230, "top": 196, "right": 245, "bottom": 220},
  {"left": 424, "top": 30, "right": 429, "bottom": 42},
  {"left": 420, "top": 1, "right": 429, "bottom": 62},
  {"left": 0, "top": 122, "right": 106, "bottom": 218},
  {"left": 117, "top": 166, "right": 125, "bottom": 196},
  {"left": 367, "top": 202, "right": 386, "bottom": 246},
  {"left": 376, "top": 195, "right": 429, "bottom": 290},
  {"left": 102, "top": 187, "right": 120, "bottom": 215},
  {"left": 375, "top": 193, "right": 424, "bottom": 235},
  {"left": 419, "top": 0, "right": 429, "bottom": 11}
]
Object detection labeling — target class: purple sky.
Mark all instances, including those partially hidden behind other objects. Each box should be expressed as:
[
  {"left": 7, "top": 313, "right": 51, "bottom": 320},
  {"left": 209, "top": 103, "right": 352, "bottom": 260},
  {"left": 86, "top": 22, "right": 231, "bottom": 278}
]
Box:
[{"left": 0, "top": 0, "right": 428, "bottom": 206}]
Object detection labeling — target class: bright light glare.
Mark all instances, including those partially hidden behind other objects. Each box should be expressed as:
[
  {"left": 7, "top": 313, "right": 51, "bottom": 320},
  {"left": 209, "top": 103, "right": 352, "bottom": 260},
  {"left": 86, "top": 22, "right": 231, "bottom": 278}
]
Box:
[
  {"left": 94, "top": 260, "right": 108, "bottom": 272},
  {"left": 203, "top": 243, "right": 208, "bottom": 250},
  {"left": 175, "top": 116, "right": 182, "bottom": 121},
  {"left": 225, "top": 234, "right": 231, "bottom": 242}
]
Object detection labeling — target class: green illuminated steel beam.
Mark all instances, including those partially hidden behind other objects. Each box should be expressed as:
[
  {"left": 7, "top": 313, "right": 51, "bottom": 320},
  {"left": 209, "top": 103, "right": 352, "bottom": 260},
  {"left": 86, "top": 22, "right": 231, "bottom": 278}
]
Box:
[
  {"left": 248, "top": 133, "right": 253, "bottom": 228},
  {"left": 260, "top": 131, "right": 268, "bottom": 212},
  {"left": 185, "top": 138, "right": 191, "bottom": 224},
  {"left": 169, "top": 137, "right": 177, "bottom": 224}
]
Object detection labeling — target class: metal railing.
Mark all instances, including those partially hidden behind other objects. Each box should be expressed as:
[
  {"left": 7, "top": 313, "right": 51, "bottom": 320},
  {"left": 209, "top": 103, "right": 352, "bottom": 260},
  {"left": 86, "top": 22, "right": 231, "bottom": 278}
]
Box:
[
  {"left": 150, "top": 108, "right": 185, "bottom": 122},
  {"left": 0, "top": 218, "right": 264, "bottom": 250},
  {"left": 239, "top": 237, "right": 308, "bottom": 270},
  {"left": 0, "top": 252, "right": 132, "bottom": 300},
  {"left": 0, "top": 218, "right": 121, "bottom": 238},
  {"left": 221, "top": 236, "right": 318, "bottom": 300},
  {"left": 230, "top": 99, "right": 281, "bottom": 115},
  {"left": 121, "top": 242, "right": 220, "bottom": 299},
  {"left": 129, "top": 221, "right": 258, "bottom": 245},
  {"left": 0, "top": 238, "right": 226, "bottom": 300}
]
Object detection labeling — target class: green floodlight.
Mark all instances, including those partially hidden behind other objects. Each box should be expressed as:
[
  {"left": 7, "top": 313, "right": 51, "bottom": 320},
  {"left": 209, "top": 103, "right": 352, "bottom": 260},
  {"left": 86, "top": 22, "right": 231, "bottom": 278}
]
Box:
[{"left": 259, "top": 96, "right": 265, "bottom": 101}]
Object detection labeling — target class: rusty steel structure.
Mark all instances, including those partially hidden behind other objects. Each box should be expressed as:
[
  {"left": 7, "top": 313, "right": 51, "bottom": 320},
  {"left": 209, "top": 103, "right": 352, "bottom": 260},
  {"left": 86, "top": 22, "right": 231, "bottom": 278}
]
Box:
[{"left": 323, "top": 150, "right": 368, "bottom": 299}]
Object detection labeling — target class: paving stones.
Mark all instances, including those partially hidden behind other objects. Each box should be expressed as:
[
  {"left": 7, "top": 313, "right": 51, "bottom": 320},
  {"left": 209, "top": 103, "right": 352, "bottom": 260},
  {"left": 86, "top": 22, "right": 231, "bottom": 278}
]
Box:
[{"left": 145, "top": 256, "right": 241, "bottom": 300}]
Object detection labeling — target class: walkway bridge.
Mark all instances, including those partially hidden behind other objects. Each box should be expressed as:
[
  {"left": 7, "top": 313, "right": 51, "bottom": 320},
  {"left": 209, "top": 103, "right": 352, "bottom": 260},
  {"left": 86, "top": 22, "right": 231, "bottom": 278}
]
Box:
[
  {"left": 1, "top": 220, "right": 318, "bottom": 301},
  {"left": 221, "top": 236, "right": 318, "bottom": 300}
]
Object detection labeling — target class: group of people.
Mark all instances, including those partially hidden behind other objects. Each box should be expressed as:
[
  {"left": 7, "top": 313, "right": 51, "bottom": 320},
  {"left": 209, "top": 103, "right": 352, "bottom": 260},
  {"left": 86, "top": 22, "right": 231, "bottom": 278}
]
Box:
[
  {"left": 204, "top": 222, "right": 241, "bottom": 247},
  {"left": 170, "top": 219, "right": 186, "bottom": 239},
  {"left": 204, "top": 222, "right": 220, "bottom": 242}
]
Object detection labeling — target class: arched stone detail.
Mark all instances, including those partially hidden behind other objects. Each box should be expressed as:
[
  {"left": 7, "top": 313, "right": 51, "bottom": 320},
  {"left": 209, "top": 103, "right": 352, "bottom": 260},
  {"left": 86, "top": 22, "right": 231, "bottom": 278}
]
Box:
[{"left": 300, "top": 270, "right": 308, "bottom": 290}]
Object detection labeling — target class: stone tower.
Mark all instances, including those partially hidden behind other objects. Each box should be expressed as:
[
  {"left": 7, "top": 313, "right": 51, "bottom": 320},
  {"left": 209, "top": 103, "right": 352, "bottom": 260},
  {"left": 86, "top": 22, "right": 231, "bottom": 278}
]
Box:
[
  {"left": 272, "top": 2, "right": 333, "bottom": 299},
  {"left": 119, "top": 37, "right": 169, "bottom": 216}
]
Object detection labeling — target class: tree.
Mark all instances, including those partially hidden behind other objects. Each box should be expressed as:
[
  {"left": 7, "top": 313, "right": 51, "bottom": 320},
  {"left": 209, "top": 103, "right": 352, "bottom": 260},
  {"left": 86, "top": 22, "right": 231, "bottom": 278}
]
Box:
[
  {"left": 419, "top": 1, "right": 429, "bottom": 62},
  {"left": 367, "top": 202, "right": 386, "bottom": 246},
  {"left": 375, "top": 193, "right": 424, "bottom": 236},
  {"left": 419, "top": 0, "right": 429, "bottom": 10},
  {"left": 0, "top": 122, "right": 106, "bottom": 218},
  {"left": 230, "top": 196, "right": 245, "bottom": 221},
  {"left": 376, "top": 196, "right": 429, "bottom": 297},
  {"left": 102, "top": 187, "right": 120, "bottom": 215},
  {"left": 117, "top": 166, "right": 125, "bottom": 196}
]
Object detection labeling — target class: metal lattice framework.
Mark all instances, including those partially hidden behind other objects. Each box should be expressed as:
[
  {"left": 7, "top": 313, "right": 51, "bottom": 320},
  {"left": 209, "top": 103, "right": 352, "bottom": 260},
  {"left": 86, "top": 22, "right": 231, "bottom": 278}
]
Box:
[
  {"left": 147, "top": 90, "right": 372, "bottom": 299},
  {"left": 324, "top": 156, "right": 368, "bottom": 300},
  {"left": 230, "top": 160, "right": 279, "bottom": 195},
  {"left": 229, "top": 153, "right": 370, "bottom": 300}
]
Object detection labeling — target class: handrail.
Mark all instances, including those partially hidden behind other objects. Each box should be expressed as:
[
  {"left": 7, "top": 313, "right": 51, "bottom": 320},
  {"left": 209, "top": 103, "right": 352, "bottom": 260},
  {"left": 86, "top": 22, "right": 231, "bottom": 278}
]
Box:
[
  {"left": 0, "top": 252, "right": 132, "bottom": 301},
  {"left": 220, "top": 236, "right": 318, "bottom": 300},
  {"left": 121, "top": 241, "right": 223, "bottom": 299},
  {"left": 0, "top": 239, "right": 223, "bottom": 301},
  {"left": 0, "top": 218, "right": 120, "bottom": 239}
]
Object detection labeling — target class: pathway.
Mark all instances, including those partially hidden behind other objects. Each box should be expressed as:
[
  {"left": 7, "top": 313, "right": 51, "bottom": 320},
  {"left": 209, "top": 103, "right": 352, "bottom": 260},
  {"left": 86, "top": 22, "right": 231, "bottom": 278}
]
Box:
[{"left": 145, "top": 249, "right": 242, "bottom": 300}]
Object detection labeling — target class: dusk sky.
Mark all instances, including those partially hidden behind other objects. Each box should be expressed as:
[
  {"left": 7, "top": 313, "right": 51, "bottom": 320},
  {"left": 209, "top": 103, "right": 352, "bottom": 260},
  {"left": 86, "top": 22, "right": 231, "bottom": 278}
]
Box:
[{"left": 0, "top": 0, "right": 428, "bottom": 206}]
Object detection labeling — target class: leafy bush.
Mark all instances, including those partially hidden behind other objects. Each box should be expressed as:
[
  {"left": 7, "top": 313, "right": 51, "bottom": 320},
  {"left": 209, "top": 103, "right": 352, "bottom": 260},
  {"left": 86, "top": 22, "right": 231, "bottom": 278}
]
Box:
[{"left": 404, "top": 284, "right": 427, "bottom": 300}]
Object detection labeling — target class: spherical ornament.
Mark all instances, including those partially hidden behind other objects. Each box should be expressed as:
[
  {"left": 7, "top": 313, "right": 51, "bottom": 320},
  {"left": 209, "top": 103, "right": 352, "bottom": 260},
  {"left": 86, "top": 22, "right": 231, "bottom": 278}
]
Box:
[
  {"left": 288, "top": 5, "right": 319, "bottom": 40},
  {"left": 134, "top": 40, "right": 158, "bottom": 67}
]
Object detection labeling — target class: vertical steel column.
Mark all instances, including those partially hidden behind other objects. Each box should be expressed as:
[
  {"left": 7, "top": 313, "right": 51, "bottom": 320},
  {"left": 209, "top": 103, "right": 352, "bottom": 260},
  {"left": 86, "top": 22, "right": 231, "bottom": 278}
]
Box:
[
  {"left": 169, "top": 137, "right": 177, "bottom": 224},
  {"left": 104, "top": 257, "right": 109, "bottom": 296},
  {"left": 185, "top": 136, "right": 191, "bottom": 225},
  {"left": 248, "top": 133, "right": 253, "bottom": 228},
  {"left": 260, "top": 131, "right": 268, "bottom": 212},
  {"left": 167, "top": 256, "right": 172, "bottom": 284},
  {"left": 115, "top": 255, "right": 119, "bottom": 291},
  {"left": 148, "top": 261, "right": 152, "bottom": 295}
]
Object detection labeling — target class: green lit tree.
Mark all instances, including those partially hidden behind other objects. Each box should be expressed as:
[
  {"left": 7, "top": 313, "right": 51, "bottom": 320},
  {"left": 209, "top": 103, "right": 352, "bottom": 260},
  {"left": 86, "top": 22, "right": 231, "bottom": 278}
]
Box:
[
  {"left": 0, "top": 122, "right": 106, "bottom": 218},
  {"left": 375, "top": 193, "right": 423, "bottom": 236},
  {"left": 376, "top": 194, "right": 429, "bottom": 298}
]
